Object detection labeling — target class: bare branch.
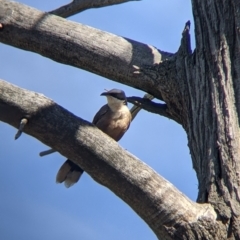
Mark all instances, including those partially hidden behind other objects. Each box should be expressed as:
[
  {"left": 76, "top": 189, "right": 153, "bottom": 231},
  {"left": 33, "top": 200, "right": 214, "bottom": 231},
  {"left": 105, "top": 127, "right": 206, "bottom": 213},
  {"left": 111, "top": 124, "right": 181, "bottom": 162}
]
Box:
[
  {"left": 0, "top": 79, "right": 216, "bottom": 239},
  {"left": 0, "top": 0, "right": 175, "bottom": 101},
  {"left": 50, "top": 0, "right": 141, "bottom": 18},
  {"left": 128, "top": 96, "right": 180, "bottom": 123}
]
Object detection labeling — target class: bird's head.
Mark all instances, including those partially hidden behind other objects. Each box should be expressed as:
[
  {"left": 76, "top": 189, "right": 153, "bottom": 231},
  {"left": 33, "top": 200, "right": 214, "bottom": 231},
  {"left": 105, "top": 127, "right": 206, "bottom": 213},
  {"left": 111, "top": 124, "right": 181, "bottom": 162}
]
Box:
[{"left": 101, "top": 89, "right": 127, "bottom": 111}]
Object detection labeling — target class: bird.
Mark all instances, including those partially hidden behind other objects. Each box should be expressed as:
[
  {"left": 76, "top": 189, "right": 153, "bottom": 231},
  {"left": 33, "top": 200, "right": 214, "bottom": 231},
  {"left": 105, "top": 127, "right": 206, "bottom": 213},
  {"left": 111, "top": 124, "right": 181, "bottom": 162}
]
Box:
[{"left": 56, "top": 89, "right": 132, "bottom": 188}]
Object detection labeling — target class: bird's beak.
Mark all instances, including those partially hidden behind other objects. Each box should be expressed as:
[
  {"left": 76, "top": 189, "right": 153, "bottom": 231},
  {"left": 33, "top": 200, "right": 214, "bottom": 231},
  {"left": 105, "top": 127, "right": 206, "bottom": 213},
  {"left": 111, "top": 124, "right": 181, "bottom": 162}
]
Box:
[{"left": 100, "top": 92, "right": 109, "bottom": 96}]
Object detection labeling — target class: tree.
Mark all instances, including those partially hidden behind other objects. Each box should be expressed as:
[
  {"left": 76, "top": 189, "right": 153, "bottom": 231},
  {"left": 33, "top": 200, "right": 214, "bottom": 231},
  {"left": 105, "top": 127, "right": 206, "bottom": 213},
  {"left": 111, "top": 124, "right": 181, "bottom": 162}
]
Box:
[{"left": 0, "top": 0, "right": 239, "bottom": 239}]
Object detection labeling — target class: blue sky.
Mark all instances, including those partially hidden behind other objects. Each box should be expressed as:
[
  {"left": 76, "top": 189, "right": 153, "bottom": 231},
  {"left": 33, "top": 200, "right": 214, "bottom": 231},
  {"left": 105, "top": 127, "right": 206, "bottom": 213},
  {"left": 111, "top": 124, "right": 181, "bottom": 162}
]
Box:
[{"left": 0, "top": 1, "right": 196, "bottom": 239}]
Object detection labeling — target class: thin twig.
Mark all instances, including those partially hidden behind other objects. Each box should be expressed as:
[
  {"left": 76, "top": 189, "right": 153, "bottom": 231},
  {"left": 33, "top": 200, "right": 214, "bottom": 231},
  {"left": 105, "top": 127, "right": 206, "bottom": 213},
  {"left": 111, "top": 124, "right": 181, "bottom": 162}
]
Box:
[
  {"left": 15, "top": 118, "right": 28, "bottom": 140},
  {"left": 39, "top": 149, "right": 57, "bottom": 157}
]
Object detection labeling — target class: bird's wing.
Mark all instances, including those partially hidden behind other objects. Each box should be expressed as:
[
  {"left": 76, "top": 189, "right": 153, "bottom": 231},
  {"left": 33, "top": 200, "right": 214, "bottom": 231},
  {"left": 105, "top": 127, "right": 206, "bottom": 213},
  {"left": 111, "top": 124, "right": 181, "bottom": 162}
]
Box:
[{"left": 92, "top": 104, "right": 109, "bottom": 125}]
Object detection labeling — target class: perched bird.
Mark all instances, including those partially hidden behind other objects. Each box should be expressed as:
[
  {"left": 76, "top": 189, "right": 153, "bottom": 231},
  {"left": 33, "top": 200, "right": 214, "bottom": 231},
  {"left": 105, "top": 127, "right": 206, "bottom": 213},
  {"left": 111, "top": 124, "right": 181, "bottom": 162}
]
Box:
[{"left": 56, "top": 89, "right": 132, "bottom": 188}]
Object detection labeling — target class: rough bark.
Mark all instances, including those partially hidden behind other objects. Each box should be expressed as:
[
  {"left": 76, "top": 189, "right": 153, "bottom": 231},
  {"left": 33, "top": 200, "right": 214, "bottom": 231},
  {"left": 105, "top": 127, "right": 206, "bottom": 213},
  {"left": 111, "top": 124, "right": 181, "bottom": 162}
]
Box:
[
  {"left": 0, "top": 0, "right": 240, "bottom": 238},
  {"left": 182, "top": 0, "right": 240, "bottom": 238}
]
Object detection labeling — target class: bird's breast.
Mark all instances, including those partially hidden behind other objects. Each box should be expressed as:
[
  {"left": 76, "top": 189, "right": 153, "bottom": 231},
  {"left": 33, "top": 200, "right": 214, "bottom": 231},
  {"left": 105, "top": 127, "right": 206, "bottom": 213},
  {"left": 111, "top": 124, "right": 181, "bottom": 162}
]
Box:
[{"left": 97, "top": 106, "right": 131, "bottom": 142}]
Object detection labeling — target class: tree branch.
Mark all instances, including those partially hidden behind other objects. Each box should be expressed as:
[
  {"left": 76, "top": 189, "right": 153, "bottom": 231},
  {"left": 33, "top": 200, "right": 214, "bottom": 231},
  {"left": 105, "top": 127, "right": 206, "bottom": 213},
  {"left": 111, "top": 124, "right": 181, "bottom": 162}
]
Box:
[
  {"left": 0, "top": 0, "right": 175, "bottom": 101},
  {"left": 127, "top": 96, "right": 180, "bottom": 123},
  {"left": 0, "top": 79, "right": 216, "bottom": 238},
  {"left": 129, "top": 93, "right": 154, "bottom": 120},
  {"left": 49, "top": 0, "right": 141, "bottom": 18}
]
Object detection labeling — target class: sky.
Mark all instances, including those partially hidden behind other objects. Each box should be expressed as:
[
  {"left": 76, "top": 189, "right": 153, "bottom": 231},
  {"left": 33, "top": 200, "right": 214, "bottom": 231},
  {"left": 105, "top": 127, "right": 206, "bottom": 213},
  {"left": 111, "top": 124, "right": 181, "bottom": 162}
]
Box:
[{"left": 0, "top": 1, "right": 196, "bottom": 239}]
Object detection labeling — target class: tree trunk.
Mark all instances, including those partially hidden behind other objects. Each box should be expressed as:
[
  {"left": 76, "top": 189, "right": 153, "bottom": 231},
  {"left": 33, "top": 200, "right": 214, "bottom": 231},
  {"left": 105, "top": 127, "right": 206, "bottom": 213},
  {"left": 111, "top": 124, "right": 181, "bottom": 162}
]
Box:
[{"left": 180, "top": 0, "right": 240, "bottom": 238}]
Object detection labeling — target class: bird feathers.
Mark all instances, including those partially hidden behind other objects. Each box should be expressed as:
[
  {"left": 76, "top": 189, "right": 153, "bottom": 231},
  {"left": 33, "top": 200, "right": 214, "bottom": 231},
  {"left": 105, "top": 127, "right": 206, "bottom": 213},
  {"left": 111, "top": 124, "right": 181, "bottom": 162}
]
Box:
[
  {"left": 56, "top": 89, "right": 131, "bottom": 188},
  {"left": 56, "top": 159, "right": 84, "bottom": 188}
]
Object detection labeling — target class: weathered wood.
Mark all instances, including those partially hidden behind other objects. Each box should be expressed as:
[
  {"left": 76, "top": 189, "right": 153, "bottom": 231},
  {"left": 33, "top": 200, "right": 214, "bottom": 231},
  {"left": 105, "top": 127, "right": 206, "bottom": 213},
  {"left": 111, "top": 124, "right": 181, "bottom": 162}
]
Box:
[
  {"left": 0, "top": 0, "right": 174, "bottom": 100},
  {"left": 182, "top": 1, "right": 240, "bottom": 238}
]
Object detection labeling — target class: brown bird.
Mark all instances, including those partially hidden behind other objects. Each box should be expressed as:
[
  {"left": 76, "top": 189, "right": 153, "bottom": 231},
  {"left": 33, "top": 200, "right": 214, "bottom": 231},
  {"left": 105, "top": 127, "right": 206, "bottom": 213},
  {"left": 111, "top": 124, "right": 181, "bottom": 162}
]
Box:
[{"left": 56, "top": 89, "right": 132, "bottom": 188}]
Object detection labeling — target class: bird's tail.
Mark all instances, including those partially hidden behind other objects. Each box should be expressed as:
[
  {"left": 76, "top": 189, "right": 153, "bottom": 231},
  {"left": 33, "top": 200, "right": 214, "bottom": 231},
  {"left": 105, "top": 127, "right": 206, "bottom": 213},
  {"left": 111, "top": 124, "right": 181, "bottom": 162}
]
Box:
[{"left": 56, "top": 159, "right": 84, "bottom": 188}]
